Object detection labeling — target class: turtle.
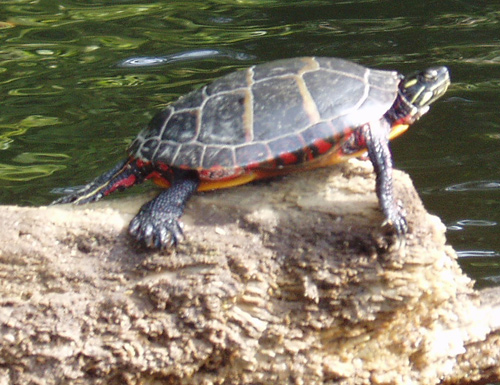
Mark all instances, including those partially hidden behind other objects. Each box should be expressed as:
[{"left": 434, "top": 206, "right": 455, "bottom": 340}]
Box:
[{"left": 52, "top": 57, "right": 450, "bottom": 249}]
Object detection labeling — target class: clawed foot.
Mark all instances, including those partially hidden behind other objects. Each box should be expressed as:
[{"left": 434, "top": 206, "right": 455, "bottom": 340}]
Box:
[
  {"left": 128, "top": 171, "right": 199, "bottom": 250},
  {"left": 380, "top": 200, "right": 408, "bottom": 249},
  {"left": 128, "top": 205, "right": 185, "bottom": 250},
  {"left": 382, "top": 215, "right": 408, "bottom": 237}
]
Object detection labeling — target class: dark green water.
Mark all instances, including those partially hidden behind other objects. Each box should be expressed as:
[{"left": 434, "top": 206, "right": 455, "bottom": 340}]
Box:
[{"left": 1, "top": 0, "right": 499, "bottom": 287}]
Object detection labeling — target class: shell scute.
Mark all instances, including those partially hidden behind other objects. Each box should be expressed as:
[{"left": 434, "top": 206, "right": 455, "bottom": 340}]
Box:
[
  {"left": 154, "top": 142, "right": 179, "bottom": 166},
  {"left": 315, "top": 57, "right": 366, "bottom": 76},
  {"left": 303, "top": 69, "right": 367, "bottom": 122},
  {"left": 205, "top": 69, "right": 248, "bottom": 95},
  {"left": 173, "top": 143, "right": 204, "bottom": 169},
  {"left": 147, "top": 108, "right": 172, "bottom": 131},
  {"left": 198, "top": 90, "right": 248, "bottom": 145},
  {"left": 252, "top": 77, "right": 313, "bottom": 142},
  {"left": 173, "top": 89, "right": 205, "bottom": 110},
  {"left": 252, "top": 58, "right": 310, "bottom": 81},
  {"left": 235, "top": 143, "right": 271, "bottom": 168},
  {"left": 161, "top": 110, "right": 198, "bottom": 143},
  {"left": 139, "top": 138, "right": 159, "bottom": 160},
  {"left": 202, "top": 146, "right": 235, "bottom": 169}
]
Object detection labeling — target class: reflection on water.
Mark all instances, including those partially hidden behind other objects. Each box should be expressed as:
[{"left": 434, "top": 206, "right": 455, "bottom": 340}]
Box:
[
  {"left": 445, "top": 180, "right": 500, "bottom": 192},
  {"left": 0, "top": 162, "right": 65, "bottom": 181},
  {"left": 448, "top": 219, "right": 497, "bottom": 231},
  {"left": 117, "top": 48, "right": 255, "bottom": 68},
  {"left": 457, "top": 250, "right": 500, "bottom": 258},
  {"left": 0, "top": 0, "right": 499, "bottom": 286}
]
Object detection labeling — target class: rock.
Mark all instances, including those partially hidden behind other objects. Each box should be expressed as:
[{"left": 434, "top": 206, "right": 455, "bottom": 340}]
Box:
[{"left": 0, "top": 159, "right": 498, "bottom": 385}]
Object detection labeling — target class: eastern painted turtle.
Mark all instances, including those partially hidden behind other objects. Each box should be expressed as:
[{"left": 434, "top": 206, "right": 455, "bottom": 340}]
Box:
[{"left": 53, "top": 57, "right": 450, "bottom": 249}]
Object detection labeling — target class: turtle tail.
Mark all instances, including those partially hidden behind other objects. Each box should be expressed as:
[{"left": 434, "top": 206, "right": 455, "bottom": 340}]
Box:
[{"left": 51, "top": 158, "right": 152, "bottom": 205}]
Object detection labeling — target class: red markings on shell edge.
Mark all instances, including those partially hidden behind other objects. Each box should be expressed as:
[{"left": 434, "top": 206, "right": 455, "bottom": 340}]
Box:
[
  {"left": 156, "top": 162, "right": 171, "bottom": 172},
  {"left": 245, "top": 159, "right": 276, "bottom": 171},
  {"left": 279, "top": 152, "right": 299, "bottom": 165},
  {"left": 313, "top": 139, "right": 333, "bottom": 156},
  {"left": 135, "top": 159, "right": 147, "bottom": 168}
]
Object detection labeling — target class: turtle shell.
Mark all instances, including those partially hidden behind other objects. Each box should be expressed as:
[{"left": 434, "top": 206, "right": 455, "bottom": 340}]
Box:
[{"left": 128, "top": 57, "right": 400, "bottom": 180}]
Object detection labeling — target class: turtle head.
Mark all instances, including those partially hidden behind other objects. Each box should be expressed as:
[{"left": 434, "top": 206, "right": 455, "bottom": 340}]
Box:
[{"left": 399, "top": 66, "right": 450, "bottom": 118}]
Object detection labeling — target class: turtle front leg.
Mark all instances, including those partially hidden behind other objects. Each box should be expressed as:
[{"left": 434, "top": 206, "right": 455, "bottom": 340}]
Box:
[
  {"left": 129, "top": 169, "right": 200, "bottom": 249},
  {"left": 363, "top": 121, "right": 408, "bottom": 236}
]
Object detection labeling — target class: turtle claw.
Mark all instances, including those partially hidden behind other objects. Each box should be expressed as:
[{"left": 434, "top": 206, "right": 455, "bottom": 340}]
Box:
[
  {"left": 128, "top": 212, "right": 184, "bottom": 250},
  {"left": 378, "top": 218, "right": 406, "bottom": 252},
  {"left": 382, "top": 216, "right": 408, "bottom": 237},
  {"left": 380, "top": 201, "right": 408, "bottom": 251},
  {"left": 381, "top": 198, "right": 408, "bottom": 236}
]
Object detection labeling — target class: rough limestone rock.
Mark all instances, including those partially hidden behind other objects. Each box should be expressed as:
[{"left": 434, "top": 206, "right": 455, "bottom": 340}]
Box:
[{"left": 0, "top": 159, "right": 499, "bottom": 385}]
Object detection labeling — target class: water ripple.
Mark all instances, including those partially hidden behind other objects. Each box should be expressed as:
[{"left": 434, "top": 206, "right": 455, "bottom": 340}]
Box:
[
  {"left": 448, "top": 219, "right": 497, "bottom": 231},
  {"left": 445, "top": 180, "right": 500, "bottom": 192},
  {"left": 456, "top": 250, "right": 500, "bottom": 258},
  {"left": 117, "top": 48, "right": 255, "bottom": 68},
  {"left": 457, "top": 219, "right": 497, "bottom": 227}
]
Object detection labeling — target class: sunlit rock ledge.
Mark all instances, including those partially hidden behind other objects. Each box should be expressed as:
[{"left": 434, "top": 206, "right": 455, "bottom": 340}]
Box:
[{"left": 0, "top": 159, "right": 499, "bottom": 385}]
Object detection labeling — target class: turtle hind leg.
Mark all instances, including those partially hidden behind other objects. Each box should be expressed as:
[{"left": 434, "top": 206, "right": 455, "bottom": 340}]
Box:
[
  {"left": 51, "top": 158, "right": 151, "bottom": 205},
  {"left": 128, "top": 169, "right": 200, "bottom": 249}
]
